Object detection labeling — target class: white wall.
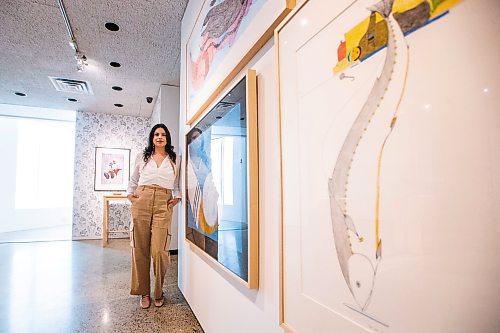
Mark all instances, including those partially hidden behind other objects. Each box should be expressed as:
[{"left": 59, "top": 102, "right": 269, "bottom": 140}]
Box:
[
  {"left": 159, "top": 84, "right": 181, "bottom": 250},
  {"left": 150, "top": 89, "right": 161, "bottom": 126},
  {"left": 150, "top": 85, "right": 181, "bottom": 250},
  {"left": 0, "top": 117, "right": 17, "bottom": 231},
  {"left": 178, "top": 1, "right": 284, "bottom": 332}
]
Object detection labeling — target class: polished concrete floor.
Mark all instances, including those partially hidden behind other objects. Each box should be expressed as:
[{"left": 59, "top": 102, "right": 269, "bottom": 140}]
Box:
[{"left": 0, "top": 239, "right": 204, "bottom": 333}]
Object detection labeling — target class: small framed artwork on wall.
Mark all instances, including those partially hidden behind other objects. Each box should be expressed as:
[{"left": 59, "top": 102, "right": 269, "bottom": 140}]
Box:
[{"left": 94, "top": 147, "right": 131, "bottom": 191}]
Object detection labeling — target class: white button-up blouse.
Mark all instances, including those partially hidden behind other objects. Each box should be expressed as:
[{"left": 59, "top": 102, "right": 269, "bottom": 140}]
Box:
[{"left": 127, "top": 153, "right": 181, "bottom": 198}]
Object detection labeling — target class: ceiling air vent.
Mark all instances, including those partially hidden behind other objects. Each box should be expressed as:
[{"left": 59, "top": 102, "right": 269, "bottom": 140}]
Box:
[{"left": 48, "top": 76, "right": 93, "bottom": 95}]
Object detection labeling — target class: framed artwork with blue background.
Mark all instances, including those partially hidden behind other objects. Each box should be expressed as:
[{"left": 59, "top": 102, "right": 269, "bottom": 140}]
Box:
[{"left": 185, "top": 69, "right": 259, "bottom": 289}]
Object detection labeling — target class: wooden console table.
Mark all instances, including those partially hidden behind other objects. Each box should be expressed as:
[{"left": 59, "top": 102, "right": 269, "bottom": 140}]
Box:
[{"left": 102, "top": 195, "right": 130, "bottom": 246}]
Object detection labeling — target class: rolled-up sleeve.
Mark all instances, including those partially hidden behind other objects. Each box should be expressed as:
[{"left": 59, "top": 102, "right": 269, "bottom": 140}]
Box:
[{"left": 127, "top": 153, "right": 142, "bottom": 195}]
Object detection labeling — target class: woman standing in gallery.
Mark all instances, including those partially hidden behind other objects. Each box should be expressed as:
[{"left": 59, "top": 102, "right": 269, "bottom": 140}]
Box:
[{"left": 127, "top": 123, "right": 181, "bottom": 309}]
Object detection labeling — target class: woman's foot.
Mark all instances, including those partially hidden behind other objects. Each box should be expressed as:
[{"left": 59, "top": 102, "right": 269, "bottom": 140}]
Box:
[
  {"left": 154, "top": 294, "right": 164, "bottom": 307},
  {"left": 140, "top": 295, "right": 151, "bottom": 309}
]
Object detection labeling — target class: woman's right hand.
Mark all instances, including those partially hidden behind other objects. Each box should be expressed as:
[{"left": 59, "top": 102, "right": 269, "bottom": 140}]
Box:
[{"left": 127, "top": 193, "right": 139, "bottom": 202}]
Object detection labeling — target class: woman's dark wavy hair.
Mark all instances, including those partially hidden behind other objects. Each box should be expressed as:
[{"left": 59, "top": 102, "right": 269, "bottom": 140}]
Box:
[{"left": 143, "top": 124, "right": 176, "bottom": 163}]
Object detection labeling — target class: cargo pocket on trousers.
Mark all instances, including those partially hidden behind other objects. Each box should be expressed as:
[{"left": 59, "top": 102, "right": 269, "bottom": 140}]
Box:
[
  {"left": 129, "top": 222, "right": 135, "bottom": 248},
  {"left": 164, "top": 230, "right": 172, "bottom": 263},
  {"left": 131, "top": 195, "right": 139, "bottom": 220}
]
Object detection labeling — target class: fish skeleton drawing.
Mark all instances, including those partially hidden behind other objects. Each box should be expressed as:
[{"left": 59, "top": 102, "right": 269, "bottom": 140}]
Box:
[
  {"left": 329, "top": 0, "right": 406, "bottom": 312},
  {"left": 329, "top": 0, "right": 460, "bottom": 313}
]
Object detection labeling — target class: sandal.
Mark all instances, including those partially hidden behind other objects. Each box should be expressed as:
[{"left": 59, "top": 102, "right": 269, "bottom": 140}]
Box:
[
  {"left": 140, "top": 295, "right": 151, "bottom": 309},
  {"left": 154, "top": 294, "right": 164, "bottom": 307}
]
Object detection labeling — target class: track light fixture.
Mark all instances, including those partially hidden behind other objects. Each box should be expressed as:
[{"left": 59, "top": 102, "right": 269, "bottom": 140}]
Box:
[
  {"left": 57, "top": 0, "right": 88, "bottom": 72},
  {"left": 75, "top": 53, "right": 88, "bottom": 72},
  {"left": 68, "top": 39, "right": 77, "bottom": 51}
]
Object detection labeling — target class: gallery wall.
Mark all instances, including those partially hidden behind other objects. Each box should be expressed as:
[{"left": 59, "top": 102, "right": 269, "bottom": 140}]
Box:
[
  {"left": 72, "top": 111, "right": 150, "bottom": 239},
  {"left": 179, "top": 0, "right": 500, "bottom": 332},
  {"left": 178, "top": 1, "right": 285, "bottom": 332},
  {"left": 152, "top": 84, "right": 181, "bottom": 249},
  {"left": 150, "top": 89, "right": 161, "bottom": 126}
]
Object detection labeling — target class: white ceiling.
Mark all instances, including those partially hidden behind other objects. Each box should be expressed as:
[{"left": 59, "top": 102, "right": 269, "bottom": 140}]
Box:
[{"left": 0, "top": 0, "right": 189, "bottom": 117}]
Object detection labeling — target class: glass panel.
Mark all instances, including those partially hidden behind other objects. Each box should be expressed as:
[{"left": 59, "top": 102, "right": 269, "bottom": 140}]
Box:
[{"left": 186, "top": 77, "right": 249, "bottom": 281}]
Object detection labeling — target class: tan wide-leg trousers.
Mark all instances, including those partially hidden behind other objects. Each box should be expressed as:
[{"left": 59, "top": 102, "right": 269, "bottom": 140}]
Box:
[{"left": 130, "top": 185, "right": 173, "bottom": 299}]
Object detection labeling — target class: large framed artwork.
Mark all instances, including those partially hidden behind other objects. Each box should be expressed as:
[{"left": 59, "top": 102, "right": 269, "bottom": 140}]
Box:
[
  {"left": 185, "top": 69, "right": 259, "bottom": 288},
  {"left": 94, "top": 147, "right": 131, "bottom": 192},
  {"left": 277, "top": 0, "right": 500, "bottom": 332},
  {"left": 185, "top": 0, "right": 295, "bottom": 124}
]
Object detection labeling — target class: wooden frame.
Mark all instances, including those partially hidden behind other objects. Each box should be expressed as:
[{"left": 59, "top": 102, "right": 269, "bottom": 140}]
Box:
[
  {"left": 276, "top": 0, "right": 480, "bottom": 332},
  {"left": 94, "top": 147, "right": 130, "bottom": 192},
  {"left": 185, "top": 0, "right": 295, "bottom": 125},
  {"left": 184, "top": 69, "right": 259, "bottom": 289},
  {"left": 275, "top": 2, "right": 310, "bottom": 328}
]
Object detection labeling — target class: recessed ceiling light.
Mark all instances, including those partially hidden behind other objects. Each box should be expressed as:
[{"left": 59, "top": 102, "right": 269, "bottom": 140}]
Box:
[
  {"left": 14, "top": 92, "right": 26, "bottom": 96},
  {"left": 110, "top": 62, "right": 121, "bottom": 68},
  {"left": 68, "top": 98, "right": 78, "bottom": 102},
  {"left": 112, "top": 86, "right": 123, "bottom": 91},
  {"left": 114, "top": 103, "right": 123, "bottom": 107},
  {"left": 105, "top": 22, "right": 119, "bottom": 32}
]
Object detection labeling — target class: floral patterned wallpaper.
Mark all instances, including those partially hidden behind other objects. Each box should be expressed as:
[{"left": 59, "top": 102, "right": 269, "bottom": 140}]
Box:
[
  {"left": 72, "top": 111, "right": 150, "bottom": 239},
  {"left": 107, "top": 202, "right": 132, "bottom": 238}
]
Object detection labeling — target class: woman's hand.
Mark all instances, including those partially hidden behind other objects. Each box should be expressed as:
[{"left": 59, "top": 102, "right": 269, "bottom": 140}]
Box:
[
  {"left": 168, "top": 198, "right": 181, "bottom": 207},
  {"left": 127, "top": 193, "right": 139, "bottom": 202}
]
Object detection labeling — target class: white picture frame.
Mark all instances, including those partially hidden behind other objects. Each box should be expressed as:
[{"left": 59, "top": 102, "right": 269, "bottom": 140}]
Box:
[
  {"left": 277, "top": 0, "right": 499, "bottom": 332},
  {"left": 94, "top": 147, "right": 131, "bottom": 192}
]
